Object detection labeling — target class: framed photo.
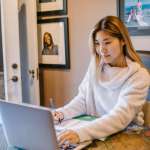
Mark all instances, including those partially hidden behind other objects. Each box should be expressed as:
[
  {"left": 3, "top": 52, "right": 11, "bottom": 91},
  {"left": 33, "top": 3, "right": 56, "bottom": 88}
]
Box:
[
  {"left": 38, "top": 17, "right": 70, "bottom": 69},
  {"left": 37, "top": 0, "right": 67, "bottom": 16},
  {"left": 117, "top": 0, "right": 150, "bottom": 36}
]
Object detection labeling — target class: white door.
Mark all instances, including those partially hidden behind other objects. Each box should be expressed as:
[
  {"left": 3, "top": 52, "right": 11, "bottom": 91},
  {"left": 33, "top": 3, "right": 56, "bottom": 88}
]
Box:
[{"left": 1, "top": 0, "right": 40, "bottom": 105}]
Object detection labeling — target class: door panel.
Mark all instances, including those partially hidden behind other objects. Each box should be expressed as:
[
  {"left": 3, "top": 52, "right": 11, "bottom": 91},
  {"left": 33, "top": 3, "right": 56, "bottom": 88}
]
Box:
[
  {"left": 25, "top": 0, "right": 40, "bottom": 105},
  {"left": 19, "top": 3, "right": 30, "bottom": 103},
  {"left": 1, "top": 0, "right": 40, "bottom": 105},
  {"left": 1, "top": 0, "right": 22, "bottom": 102}
]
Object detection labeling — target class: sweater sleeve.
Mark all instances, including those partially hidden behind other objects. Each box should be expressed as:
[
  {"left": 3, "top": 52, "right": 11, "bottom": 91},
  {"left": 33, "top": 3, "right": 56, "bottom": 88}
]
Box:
[
  {"left": 71, "top": 68, "right": 150, "bottom": 142},
  {"left": 56, "top": 60, "right": 93, "bottom": 120}
]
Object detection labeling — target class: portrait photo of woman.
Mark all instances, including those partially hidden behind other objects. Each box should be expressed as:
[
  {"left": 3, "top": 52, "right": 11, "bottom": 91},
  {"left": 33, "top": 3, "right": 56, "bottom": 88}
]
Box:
[{"left": 42, "top": 32, "right": 59, "bottom": 55}]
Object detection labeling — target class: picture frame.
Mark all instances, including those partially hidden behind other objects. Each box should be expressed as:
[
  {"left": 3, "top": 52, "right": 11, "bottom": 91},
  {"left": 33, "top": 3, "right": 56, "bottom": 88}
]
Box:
[
  {"left": 37, "top": 17, "right": 70, "bottom": 69},
  {"left": 117, "top": 0, "right": 150, "bottom": 36},
  {"left": 37, "top": 0, "right": 67, "bottom": 16}
]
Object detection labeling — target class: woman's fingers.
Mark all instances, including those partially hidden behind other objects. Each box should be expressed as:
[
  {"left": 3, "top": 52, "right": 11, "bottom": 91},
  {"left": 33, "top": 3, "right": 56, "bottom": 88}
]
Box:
[
  {"left": 58, "top": 130, "right": 80, "bottom": 146},
  {"left": 58, "top": 130, "right": 69, "bottom": 144},
  {"left": 52, "top": 111, "right": 64, "bottom": 123}
]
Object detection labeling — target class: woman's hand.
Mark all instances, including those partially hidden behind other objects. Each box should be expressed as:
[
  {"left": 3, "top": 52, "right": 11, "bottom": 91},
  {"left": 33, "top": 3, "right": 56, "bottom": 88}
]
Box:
[
  {"left": 52, "top": 111, "right": 64, "bottom": 124},
  {"left": 58, "top": 130, "right": 80, "bottom": 146}
]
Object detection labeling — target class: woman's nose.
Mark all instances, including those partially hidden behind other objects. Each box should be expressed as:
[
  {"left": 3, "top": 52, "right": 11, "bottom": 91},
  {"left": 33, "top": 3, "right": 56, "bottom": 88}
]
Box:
[{"left": 99, "top": 44, "right": 107, "bottom": 54}]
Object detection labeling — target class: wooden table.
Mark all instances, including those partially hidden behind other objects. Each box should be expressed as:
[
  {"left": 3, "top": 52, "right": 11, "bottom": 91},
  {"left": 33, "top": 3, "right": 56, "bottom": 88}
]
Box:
[
  {"left": 84, "top": 130, "right": 150, "bottom": 150},
  {"left": 1, "top": 124, "right": 150, "bottom": 150}
]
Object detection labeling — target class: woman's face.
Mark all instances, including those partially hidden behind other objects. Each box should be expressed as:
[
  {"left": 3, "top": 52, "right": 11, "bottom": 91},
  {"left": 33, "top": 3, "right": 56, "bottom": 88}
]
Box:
[
  {"left": 95, "top": 31, "right": 125, "bottom": 67},
  {"left": 44, "top": 34, "right": 51, "bottom": 45}
]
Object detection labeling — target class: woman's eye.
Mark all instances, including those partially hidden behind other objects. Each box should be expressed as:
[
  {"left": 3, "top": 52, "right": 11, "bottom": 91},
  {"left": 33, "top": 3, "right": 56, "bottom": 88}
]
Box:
[
  {"left": 105, "top": 42, "right": 111, "bottom": 45},
  {"left": 94, "top": 41, "right": 100, "bottom": 46}
]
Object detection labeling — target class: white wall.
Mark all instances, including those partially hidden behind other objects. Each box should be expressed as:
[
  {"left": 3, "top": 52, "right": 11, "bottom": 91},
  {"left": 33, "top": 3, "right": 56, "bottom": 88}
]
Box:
[{"left": 132, "top": 37, "right": 150, "bottom": 51}]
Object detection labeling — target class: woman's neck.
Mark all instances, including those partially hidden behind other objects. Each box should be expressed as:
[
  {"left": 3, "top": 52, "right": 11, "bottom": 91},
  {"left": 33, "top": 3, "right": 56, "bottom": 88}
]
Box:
[{"left": 109, "top": 55, "right": 127, "bottom": 68}]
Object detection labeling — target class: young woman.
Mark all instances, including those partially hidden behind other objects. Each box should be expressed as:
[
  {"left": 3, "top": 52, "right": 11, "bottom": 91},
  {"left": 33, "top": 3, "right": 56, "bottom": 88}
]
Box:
[
  {"left": 42, "top": 32, "right": 58, "bottom": 55},
  {"left": 53, "top": 16, "right": 150, "bottom": 146}
]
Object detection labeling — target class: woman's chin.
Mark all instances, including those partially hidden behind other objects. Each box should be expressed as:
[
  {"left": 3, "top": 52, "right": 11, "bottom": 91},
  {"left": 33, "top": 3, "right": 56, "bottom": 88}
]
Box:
[{"left": 102, "top": 58, "right": 111, "bottom": 64}]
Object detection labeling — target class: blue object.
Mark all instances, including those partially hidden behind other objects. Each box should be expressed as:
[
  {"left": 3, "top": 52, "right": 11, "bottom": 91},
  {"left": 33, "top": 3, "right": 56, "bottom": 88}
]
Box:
[{"left": 8, "top": 146, "right": 25, "bottom": 150}]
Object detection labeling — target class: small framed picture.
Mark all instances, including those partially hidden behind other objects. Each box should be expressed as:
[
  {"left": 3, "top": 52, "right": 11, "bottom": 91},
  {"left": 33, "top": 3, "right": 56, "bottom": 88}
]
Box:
[
  {"left": 117, "top": 0, "right": 150, "bottom": 36},
  {"left": 38, "top": 17, "right": 70, "bottom": 69},
  {"left": 37, "top": 0, "right": 67, "bottom": 16}
]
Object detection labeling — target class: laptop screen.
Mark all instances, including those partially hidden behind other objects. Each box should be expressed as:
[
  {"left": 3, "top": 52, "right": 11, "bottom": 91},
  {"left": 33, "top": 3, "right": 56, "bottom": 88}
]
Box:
[{"left": 0, "top": 100, "right": 58, "bottom": 150}]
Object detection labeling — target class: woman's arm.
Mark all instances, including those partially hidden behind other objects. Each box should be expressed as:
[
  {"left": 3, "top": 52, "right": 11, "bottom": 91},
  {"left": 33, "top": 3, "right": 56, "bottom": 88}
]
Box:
[
  {"left": 70, "top": 68, "right": 150, "bottom": 142},
  {"left": 55, "top": 58, "right": 94, "bottom": 120}
]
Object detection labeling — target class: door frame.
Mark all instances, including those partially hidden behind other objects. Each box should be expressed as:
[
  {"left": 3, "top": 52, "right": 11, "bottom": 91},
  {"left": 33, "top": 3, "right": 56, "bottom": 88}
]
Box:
[
  {"left": 1, "top": 0, "right": 22, "bottom": 102},
  {"left": 1, "top": 0, "right": 40, "bottom": 104}
]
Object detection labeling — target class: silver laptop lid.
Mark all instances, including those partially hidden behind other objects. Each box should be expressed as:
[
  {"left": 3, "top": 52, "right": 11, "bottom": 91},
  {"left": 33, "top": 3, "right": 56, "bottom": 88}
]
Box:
[{"left": 0, "top": 100, "right": 58, "bottom": 150}]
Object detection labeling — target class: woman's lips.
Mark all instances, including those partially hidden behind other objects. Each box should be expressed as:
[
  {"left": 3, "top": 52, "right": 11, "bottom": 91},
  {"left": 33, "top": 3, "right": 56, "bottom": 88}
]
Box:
[{"left": 103, "top": 55, "right": 110, "bottom": 57}]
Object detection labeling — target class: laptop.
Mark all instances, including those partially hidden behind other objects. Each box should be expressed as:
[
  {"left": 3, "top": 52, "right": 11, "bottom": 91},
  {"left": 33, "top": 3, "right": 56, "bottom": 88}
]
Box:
[{"left": 0, "top": 100, "right": 58, "bottom": 150}]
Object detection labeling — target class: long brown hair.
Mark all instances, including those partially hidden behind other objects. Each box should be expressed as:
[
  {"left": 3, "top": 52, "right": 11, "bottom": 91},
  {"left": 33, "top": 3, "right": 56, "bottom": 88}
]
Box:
[
  {"left": 43, "top": 32, "right": 54, "bottom": 48},
  {"left": 89, "top": 16, "right": 143, "bottom": 67}
]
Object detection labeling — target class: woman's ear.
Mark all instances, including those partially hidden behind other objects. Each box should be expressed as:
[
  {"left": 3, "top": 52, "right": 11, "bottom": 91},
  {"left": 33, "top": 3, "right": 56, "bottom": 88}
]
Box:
[{"left": 121, "top": 39, "right": 125, "bottom": 47}]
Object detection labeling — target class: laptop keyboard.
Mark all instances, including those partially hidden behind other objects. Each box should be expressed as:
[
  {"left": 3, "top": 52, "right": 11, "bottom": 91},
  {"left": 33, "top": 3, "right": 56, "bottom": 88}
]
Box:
[{"left": 59, "top": 143, "right": 77, "bottom": 150}]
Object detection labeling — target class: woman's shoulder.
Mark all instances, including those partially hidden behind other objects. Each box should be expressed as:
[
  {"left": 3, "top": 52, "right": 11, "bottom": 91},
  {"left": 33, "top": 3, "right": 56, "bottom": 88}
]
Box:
[
  {"left": 42, "top": 47, "right": 50, "bottom": 55},
  {"left": 127, "top": 64, "right": 150, "bottom": 87},
  {"left": 137, "top": 66, "right": 150, "bottom": 81},
  {"left": 127, "top": 58, "right": 149, "bottom": 77},
  {"left": 121, "top": 58, "right": 150, "bottom": 88},
  {"left": 53, "top": 45, "right": 58, "bottom": 53}
]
